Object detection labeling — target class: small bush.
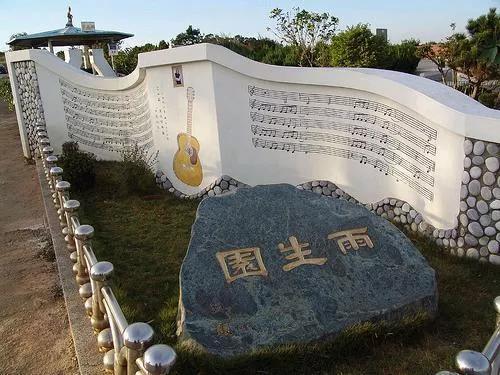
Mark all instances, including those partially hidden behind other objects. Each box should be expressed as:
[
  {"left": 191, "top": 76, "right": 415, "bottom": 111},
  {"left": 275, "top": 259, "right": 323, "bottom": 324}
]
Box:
[
  {"left": 478, "top": 91, "right": 497, "bottom": 108},
  {"left": 0, "top": 78, "right": 14, "bottom": 111},
  {"left": 387, "top": 39, "right": 421, "bottom": 74},
  {"left": 120, "top": 144, "right": 159, "bottom": 196},
  {"left": 60, "top": 141, "right": 96, "bottom": 192}
]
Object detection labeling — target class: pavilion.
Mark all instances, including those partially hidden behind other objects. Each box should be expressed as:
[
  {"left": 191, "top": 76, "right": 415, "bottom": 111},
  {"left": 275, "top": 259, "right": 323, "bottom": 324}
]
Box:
[{"left": 6, "top": 7, "right": 133, "bottom": 76}]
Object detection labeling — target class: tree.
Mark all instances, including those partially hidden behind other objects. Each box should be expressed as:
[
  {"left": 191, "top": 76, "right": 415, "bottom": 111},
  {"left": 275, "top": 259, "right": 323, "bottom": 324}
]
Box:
[
  {"left": 451, "top": 8, "right": 500, "bottom": 99},
  {"left": 171, "top": 25, "right": 203, "bottom": 46},
  {"left": 267, "top": 7, "right": 339, "bottom": 67},
  {"left": 330, "top": 24, "right": 389, "bottom": 68},
  {"left": 158, "top": 40, "right": 169, "bottom": 50},
  {"left": 113, "top": 43, "right": 158, "bottom": 75},
  {"left": 417, "top": 42, "right": 451, "bottom": 83}
]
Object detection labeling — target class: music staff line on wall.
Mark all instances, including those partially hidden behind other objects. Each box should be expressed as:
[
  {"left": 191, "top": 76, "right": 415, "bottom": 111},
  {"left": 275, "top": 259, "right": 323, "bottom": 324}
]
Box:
[
  {"left": 249, "top": 112, "right": 436, "bottom": 171},
  {"left": 60, "top": 78, "right": 154, "bottom": 155},
  {"left": 251, "top": 124, "right": 434, "bottom": 187},
  {"left": 249, "top": 98, "right": 435, "bottom": 154},
  {"left": 61, "top": 86, "right": 148, "bottom": 111},
  {"left": 65, "top": 113, "right": 153, "bottom": 136},
  {"left": 65, "top": 107, "right": 150, "bottom": 129},
  {"left": 66, "top": 118, "right": 153, "bottom": 144},
  {"left": 248, "top": 85, "right": 437, "bottom": 142},
  {"left": 251, "top": 137, "right": 434, "bottom": 201},
  {"left": 60, "top": 79, "right": 147, "bottom": 103},
  {"left": 69, "top": 133, "right": 154, "bottom": 153}
]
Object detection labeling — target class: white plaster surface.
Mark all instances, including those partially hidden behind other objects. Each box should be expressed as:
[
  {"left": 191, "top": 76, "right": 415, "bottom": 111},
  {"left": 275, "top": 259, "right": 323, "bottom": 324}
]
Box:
[{"left": 6, "top": 44, "right": 500, "bottom": 229}]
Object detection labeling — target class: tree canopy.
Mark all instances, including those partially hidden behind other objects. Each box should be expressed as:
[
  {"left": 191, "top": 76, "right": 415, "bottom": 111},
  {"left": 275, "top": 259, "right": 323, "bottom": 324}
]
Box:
[{"left": 267, "top": 7, "right": 339, "bottom": 67}]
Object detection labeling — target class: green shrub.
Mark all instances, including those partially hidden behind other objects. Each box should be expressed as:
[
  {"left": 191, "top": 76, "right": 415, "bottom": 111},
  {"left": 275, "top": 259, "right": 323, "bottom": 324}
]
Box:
[
  {"left": 0, "top": 78, "right": 14, "bottom": 111},
  {"left": 60, "top": 141, "right": 96, "bottom": 192},
  {"left": 120, "top": 144, "right": 159, "bottom": 196},
  {"left": 478, "top": 91, "right": 497, "bottom": 108},
  {"left": 387, "top": 39, "right": 421, "bottom": 74}
]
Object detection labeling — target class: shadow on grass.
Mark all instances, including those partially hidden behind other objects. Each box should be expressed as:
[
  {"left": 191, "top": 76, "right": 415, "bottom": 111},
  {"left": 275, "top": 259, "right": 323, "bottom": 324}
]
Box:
[{"left": 73, "top": 161, "right": 499, "bottom": 375}]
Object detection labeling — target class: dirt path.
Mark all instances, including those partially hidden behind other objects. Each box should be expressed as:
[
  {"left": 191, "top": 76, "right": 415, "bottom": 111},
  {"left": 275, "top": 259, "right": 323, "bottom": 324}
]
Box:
[{"left": 0, "top": 99, "right": 78, "bottom": 374}]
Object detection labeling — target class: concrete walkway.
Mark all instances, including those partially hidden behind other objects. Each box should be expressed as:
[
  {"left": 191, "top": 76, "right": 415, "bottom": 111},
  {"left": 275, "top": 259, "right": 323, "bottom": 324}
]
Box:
[{"left": 0, "top": 100, "right": 78, "bottom": 374}]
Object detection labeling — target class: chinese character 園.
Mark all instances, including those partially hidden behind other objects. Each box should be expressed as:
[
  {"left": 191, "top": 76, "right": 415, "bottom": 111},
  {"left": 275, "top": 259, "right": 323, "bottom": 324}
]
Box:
[{"left": 215, "top": 247, "right": 268, "bottom": 283}]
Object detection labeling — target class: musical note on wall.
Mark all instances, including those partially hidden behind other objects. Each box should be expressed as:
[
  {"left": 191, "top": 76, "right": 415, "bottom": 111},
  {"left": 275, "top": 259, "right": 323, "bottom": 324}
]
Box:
[
  {"left": 60, "top": 78, "right": 154, "bottom": 154},
  {"left": 248, "top": 84, "right": 438, "bottom": 201}
]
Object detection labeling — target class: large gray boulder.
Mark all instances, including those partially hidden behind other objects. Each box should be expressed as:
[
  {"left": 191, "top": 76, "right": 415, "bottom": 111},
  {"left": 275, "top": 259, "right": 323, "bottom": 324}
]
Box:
[{"left": 177, "top": 184, "right": 438, "bottom": 357}]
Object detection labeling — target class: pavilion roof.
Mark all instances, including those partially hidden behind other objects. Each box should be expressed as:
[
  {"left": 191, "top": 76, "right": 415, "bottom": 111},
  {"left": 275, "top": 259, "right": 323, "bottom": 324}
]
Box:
[{"left": 7, "top": 26, "right": 133, "bottom": 47}]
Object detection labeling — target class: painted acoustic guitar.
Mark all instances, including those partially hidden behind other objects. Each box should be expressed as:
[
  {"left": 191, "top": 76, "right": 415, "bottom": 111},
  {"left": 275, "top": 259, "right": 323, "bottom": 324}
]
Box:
[{"left": 173, "top": 87, "right": 203, "bottom": 186}]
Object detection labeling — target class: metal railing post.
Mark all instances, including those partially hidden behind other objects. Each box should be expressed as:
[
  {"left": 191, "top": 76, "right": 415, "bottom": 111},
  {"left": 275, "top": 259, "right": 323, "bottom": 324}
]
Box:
[
  {"left": 45, "top": 155, "right": 58, "bottom": 190},
  {"left": 136, "top": 344, "right": 177, "bottom": 375},
  {"left": 455, "top": 350, "right": 491, "bottom": 375},
  {"left": 90, "top": 261, "right": 113, "bottom": 332},
  {"left": 63, "top": 199, "right": 79, "bottom": 256},
  {"left": 74, "top": 225, "right": 93, "bottom": 286},
  {"left": 41, "top": 145, "right": 53, "bottom": 179},
  {"left": 55, "top": 181, "right": 71, "bottom": 229},
  {"left": 50, "top": 166, "right": 64, "bottom": 207},
  {"left": 123, "top": 322, "right": 154, "bottom": 375}
]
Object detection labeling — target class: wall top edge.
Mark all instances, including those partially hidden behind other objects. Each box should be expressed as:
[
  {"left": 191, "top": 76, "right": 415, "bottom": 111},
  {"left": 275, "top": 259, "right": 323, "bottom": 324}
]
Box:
[{"left": 6, "top": 43, "right": 500, "bottom": 142}]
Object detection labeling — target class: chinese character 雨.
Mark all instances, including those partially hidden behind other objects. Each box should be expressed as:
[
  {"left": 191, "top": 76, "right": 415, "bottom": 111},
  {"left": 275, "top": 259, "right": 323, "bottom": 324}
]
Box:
[
  {"left": 216, "top": 247, "right": 268, "bottom": 283},
  {"left": 278, "top": 236, "right": 327, "bottom": 271},
  {"left": 327, "top": 227, "right": 374, "bottom": 255}
]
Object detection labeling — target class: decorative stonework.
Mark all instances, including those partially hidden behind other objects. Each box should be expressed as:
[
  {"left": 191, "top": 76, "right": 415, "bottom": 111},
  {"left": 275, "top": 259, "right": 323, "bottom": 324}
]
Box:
[
  {"left": 155, "top": 171, "right": 249, "bottom": 200},
  {"left": 13, "top": 60, "right": 45, "bottom": 155},
  {"left": 156, "top": 168, "right": 499, "bottom": 266},
  {"left": 459, "top": 138, "right": 500, "bottom": 265}
]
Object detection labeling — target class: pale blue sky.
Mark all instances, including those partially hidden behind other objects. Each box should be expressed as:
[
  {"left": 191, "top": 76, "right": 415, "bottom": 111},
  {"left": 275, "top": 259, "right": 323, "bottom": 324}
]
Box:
[{"left": 1, "top": 0, "right": 499, "bottom": 51}]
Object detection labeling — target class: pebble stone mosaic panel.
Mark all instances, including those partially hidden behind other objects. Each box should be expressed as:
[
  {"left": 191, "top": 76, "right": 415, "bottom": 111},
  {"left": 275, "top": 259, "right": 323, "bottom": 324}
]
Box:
[
  {"left": 156, "top": 137, "right": 500, "bottom": 266},
  {"left": 13, "top": 61, "right": 45, "bottom": 155},
  {"left": 460, "top": 138, "right": 500, "bottom": 265}
]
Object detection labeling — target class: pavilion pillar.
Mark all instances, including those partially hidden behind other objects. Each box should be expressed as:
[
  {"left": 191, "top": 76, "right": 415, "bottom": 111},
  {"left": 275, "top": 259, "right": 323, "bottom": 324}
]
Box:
[
  {"left": 83, "top": 45, "right": 92, "bottom": 70},
  {"left": 48, "top": 40, "right": 54, "bottom": 54}
]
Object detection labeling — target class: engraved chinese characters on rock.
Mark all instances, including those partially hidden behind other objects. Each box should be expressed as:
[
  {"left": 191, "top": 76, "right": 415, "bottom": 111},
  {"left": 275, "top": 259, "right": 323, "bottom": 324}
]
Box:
[
  {"left": 216, "top": 247, "right": 268, "bottom": 283},
  {"left": 327, "top": 227, "right": 374, "bottom": 255},
  {"left": 215, "top": 227, "right": 374, "bottom": 283},
  {"left": 278, "top": 236, "right": 327, "bottom": 271}
]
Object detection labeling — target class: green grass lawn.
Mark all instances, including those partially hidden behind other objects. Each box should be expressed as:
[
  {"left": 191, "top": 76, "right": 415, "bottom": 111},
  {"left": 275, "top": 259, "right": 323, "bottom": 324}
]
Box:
[{"left": 73, "top": 161, "right": 499, "bottom": 375}]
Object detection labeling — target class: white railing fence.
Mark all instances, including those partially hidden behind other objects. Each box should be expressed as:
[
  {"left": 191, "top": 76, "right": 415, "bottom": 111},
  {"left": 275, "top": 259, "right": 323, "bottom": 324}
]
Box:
[{"left": 36, "top": 122, "right": 177, "bottom": 375}]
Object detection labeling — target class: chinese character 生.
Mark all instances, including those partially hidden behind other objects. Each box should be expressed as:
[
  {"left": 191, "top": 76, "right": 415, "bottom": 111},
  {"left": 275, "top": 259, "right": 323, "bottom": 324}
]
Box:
[
  {"left": 278, "top": 236, "right": 327, "bottom": 271},
  {"left": 327, "top": 227, "right": 374, "bottom": 255},
  {"left": 216, "top": 247, "right": 268, "bottom": 283}
]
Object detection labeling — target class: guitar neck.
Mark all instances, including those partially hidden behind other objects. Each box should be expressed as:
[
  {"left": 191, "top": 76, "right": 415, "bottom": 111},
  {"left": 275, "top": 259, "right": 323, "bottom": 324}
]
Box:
[{"left": 186, "top": 100, "right": 193, "bottom": 135}]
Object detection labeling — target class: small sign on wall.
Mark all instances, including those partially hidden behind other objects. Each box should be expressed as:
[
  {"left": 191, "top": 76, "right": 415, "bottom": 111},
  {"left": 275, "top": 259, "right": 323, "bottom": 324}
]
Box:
[
  {"left": 108, "top": 43, "right": 119, "bottom": 56},
  {"left": 172, "top": 65, "right": 184, "bottom": 87},
  {"left": 81, "top": 22, "right": 95, "bottom": 32}
]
